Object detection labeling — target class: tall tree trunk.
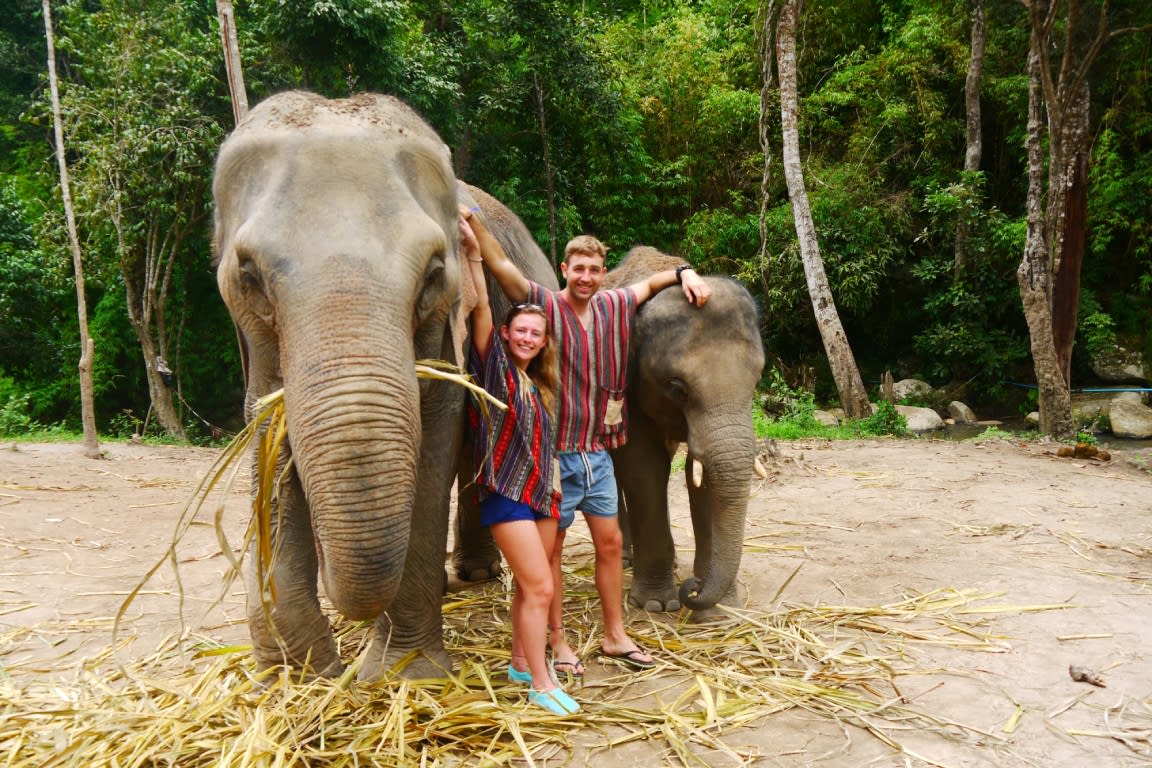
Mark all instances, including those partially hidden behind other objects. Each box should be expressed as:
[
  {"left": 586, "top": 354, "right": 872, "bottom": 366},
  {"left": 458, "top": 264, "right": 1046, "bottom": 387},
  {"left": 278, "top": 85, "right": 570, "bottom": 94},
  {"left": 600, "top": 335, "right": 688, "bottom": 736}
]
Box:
[
  {"left": 1042, "top": 0, "right": 1097, "bottom": 387},
  {"left": 1018, "top": 0, "right": 1147, "bottom": 434},
  {"left": 1017, "top": 4, "right": 1074, "bottom": 439},
  {"left": 215, "top": 0, "right": 248, "bottom": 124},
  {"left": 43, "top": 0, "right": 101, "bottom": 459},
  {"left": 1050, "top": 80, "right": 1090, "bottom": 385},
  {"left": 955, "top": 0, "right": 985, "bottom": 276},
  {"left": 776, "top": 0, "right": 870, "bottom": 419},
  {"left": 757, "top": 0, "right": 779, "bottom": 317},
  {"left": 533, "top": 72, "right": 559, "bottom": 267},
  {"left": 115, "top": 211, "right": 190, "bottom": 441}
]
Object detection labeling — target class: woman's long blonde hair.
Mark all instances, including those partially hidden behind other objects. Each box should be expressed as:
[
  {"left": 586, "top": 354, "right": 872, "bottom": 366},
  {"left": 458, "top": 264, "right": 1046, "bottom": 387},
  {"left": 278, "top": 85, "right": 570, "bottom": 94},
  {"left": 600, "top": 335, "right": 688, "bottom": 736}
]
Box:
[{"left": 502, "top": 304, "right": 558, "bottom": 417}]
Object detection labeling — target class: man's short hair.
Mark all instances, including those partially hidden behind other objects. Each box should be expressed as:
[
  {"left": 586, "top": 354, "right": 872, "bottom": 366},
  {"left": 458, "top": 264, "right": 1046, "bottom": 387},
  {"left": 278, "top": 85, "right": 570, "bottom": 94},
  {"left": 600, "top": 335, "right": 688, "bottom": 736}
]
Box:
[{"left": 563, "top": 235, "right": 607, "bottom": 264}]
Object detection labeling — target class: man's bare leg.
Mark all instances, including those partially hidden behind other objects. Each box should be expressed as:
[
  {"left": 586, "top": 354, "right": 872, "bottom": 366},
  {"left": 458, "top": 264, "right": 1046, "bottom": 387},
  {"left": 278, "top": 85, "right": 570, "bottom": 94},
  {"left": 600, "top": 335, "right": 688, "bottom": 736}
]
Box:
[{"left": 585, "top": 513, "right": 653, "bottom": 663}]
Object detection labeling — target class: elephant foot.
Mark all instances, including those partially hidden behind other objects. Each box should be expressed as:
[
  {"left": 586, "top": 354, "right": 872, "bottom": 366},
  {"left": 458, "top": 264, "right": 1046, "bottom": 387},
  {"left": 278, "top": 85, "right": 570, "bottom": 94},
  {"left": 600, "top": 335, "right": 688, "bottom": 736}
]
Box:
[
  {"left": 392, "top": 651, "right": 453, "bottom": 680},
  {"left": 249, "top": 616, "right": 342, "bottom": 681},
  {"left": 627, "top": 584, "right": 681, "bottom": 613},
  {"left": 687, "top": 582, "right": 746, "bottom": 624},
  {"left": 453, "top": 558, "right": 503, "bottom": 583},
  {"left": 687, "top": 604, "right": 738, "bottom": 624},
  {"left": 252, "top": 656, "right": 345, "bottom": 686},
  {"left": 358, "top": 633, "right": 453, "bottom": 681}
]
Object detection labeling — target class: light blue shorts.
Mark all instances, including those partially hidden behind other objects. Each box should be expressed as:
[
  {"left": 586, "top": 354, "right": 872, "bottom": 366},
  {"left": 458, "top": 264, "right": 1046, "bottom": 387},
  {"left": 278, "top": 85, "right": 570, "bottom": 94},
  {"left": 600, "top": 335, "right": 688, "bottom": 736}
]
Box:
[{"left": 557, "top": 450, "right": 618, "bottom": 531}]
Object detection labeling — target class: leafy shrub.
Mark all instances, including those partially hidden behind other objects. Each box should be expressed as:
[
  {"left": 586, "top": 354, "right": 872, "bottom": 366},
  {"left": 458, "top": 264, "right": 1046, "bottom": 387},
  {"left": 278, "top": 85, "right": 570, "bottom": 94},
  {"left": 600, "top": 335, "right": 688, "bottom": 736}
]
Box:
[
  {"left": 759, "top": 368, "right": 819, "bottom": 423},
  {"left": 853, "top": 400, "right": 909, "bottom": 437},
  {"left": 1076, "top": 291, "right": 1117, "bottom": 359},
  {"left": 0, "top": 393, "right": 34, "bottom": 436},
  {"left": 108, "top": 409, "right": 143, "bottom": 439},
  {"left": 966, "top": 425, "right": 1020, "bottom": 443},
  {"left": 1075, "top": 430, "right": 1098, "bottom": 446}
]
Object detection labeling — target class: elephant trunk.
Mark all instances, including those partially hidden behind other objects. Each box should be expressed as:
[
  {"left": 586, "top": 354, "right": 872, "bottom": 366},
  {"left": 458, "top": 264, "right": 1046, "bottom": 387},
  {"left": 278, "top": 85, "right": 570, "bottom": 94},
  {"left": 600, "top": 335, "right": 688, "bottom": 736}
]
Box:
[
  {"left": 280, "top": 309, "right": 421, "bottom": 621},
  {"left": 678, "top": 411, "right": 756, "bottom": 611}
]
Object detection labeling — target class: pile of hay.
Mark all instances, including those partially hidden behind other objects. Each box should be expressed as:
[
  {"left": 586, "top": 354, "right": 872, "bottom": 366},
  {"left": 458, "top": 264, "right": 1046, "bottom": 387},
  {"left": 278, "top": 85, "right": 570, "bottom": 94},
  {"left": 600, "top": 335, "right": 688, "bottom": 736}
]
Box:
[{"left": 2, "top": 581, "right": 1050, "bottom": 767}]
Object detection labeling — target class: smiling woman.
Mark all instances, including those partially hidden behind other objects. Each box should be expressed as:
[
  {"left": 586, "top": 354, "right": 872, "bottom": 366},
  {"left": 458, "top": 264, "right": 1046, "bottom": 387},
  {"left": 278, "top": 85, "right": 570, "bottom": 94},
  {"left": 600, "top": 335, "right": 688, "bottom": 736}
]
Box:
[{"left": 459, "top": 211, "right": 573, "bottom": 714}]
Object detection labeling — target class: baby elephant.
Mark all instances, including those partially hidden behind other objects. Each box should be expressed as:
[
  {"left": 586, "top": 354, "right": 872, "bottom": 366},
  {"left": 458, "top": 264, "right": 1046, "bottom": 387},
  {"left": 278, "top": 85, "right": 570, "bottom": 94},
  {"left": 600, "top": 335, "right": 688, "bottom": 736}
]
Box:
[{"left": 604, "top": 247, "right": 765, "bottom": 617}]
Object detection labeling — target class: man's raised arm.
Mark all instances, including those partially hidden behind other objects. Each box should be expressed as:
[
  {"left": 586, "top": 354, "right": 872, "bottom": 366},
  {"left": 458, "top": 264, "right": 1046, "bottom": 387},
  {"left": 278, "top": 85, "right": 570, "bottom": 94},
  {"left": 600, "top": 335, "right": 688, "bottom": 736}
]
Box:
[
  {"left": 463, "top": 209, "right": 532, "bottom": 303},
  {"left": 629, "top": 265, "right": 711, "bottom": 307}
]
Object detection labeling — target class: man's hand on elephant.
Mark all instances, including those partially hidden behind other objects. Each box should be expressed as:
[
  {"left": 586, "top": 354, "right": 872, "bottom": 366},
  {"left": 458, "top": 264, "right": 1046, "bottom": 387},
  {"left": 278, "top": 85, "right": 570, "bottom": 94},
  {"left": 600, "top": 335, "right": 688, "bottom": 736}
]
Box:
[{"left": 680, "top": 270, "right": 711, "bottom": 307}]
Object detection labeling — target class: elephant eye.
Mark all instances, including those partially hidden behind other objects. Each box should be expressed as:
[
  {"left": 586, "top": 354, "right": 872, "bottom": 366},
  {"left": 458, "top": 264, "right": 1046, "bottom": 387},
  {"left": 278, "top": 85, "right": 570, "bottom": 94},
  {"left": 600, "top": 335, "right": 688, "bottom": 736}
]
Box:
[
  {"left": 664, "top": 378, "right": 689, "bottom": 406},
  {"left": 235, "top": 245, "right": 260, "bottom": 286},
  {"left": 235, "top": 247, "right": 274, "bottom": 325},
  {"left": 415, "top": 255, "right": 447, "bottom": 324}
]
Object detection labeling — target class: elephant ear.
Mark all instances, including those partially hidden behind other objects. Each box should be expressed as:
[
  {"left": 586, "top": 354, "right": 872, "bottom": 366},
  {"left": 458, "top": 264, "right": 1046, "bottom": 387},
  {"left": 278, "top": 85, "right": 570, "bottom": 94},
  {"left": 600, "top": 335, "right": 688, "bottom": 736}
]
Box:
[{"left": 447, "top": 181, "right": 485, "bottom": 369}]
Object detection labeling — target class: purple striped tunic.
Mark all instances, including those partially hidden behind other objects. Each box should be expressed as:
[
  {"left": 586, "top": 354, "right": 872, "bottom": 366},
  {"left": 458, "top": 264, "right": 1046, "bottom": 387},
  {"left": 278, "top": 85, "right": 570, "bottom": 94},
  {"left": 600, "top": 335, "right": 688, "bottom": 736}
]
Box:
[
  {"left": 527, "top": 282, "right": 638, "bottom": 452},
  {"left": 468, "top": 328, "right": 560, "bottom": 519}
]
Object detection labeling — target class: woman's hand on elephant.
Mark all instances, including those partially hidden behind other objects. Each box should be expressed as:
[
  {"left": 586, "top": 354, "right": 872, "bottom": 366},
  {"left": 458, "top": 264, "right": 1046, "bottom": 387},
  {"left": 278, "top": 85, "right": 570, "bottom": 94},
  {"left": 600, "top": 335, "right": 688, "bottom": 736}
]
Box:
[{"left": 458, "top": 207, "right": 481, "bottom": 260}]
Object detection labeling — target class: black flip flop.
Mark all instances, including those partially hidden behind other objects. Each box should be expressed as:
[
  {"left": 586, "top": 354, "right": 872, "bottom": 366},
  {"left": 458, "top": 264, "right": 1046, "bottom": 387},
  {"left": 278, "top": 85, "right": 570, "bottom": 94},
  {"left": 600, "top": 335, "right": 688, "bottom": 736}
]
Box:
[{"left": 600, "top": 648, "right": 656, "bottom": 670}]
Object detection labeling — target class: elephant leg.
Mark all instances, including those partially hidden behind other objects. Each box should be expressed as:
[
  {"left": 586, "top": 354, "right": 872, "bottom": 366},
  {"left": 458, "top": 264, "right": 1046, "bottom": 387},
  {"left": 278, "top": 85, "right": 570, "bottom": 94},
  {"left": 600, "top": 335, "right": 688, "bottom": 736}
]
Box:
[
  {"left": 360, "top": 381, "right": 462, "bottom": 680},
  {"left": 246, "top": 468, "right": 343, "bottom": 678},
  {"left": 451, "top": 441, "right": 502, "bottom": 582},
  {"left": 612, "top": 409, "right": 680, "bottom": 612}
]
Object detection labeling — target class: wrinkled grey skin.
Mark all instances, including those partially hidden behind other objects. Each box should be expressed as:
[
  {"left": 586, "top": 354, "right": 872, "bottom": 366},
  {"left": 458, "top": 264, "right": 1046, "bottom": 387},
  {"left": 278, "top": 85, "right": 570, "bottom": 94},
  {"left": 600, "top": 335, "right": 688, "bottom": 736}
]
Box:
[
  {"left": 213, "top": 91, "right": 555, "bottom": 679},
  {"left": 603, "top": 247, "right": 765, "bottom": 616}
]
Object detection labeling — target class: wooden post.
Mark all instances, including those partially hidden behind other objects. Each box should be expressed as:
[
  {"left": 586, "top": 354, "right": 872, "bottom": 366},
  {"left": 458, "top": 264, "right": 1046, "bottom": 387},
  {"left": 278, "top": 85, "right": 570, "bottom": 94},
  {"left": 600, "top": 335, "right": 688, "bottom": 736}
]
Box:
[{"left": 215, "top": 1, "right": 248, "bottom": 124}]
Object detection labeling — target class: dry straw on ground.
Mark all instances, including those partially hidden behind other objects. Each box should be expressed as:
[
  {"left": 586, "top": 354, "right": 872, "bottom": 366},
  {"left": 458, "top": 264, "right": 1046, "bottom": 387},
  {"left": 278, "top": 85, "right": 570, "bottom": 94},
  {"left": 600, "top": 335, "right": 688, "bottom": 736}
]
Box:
[
  {"left": 3, "top": 578, "right": 1073, "bottom": 767},
  {"left": 5, "top": 379, "right": 1147, "bottom": 765}
]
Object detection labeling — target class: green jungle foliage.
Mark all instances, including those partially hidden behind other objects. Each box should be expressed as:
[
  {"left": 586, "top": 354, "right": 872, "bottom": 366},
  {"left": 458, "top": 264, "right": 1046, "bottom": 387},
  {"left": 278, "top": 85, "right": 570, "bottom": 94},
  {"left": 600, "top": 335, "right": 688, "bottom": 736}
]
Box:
[{"left": 0, "top": 0, "right": 1149, "bottom": 438}]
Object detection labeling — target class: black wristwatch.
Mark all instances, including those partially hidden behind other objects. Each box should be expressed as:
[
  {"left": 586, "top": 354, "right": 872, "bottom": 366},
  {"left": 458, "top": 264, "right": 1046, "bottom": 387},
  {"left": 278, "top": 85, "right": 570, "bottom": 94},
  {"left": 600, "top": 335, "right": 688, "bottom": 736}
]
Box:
[{"left": 675, "top": 264, "right": 694, "bottom": 283}]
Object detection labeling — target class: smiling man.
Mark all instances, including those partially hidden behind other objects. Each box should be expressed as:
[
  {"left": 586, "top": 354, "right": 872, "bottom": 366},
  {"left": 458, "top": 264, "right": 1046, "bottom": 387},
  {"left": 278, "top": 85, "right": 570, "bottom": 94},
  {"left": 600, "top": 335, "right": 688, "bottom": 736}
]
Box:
[{"left": 464, "top": 212, "right": 710, "bottom": 679}]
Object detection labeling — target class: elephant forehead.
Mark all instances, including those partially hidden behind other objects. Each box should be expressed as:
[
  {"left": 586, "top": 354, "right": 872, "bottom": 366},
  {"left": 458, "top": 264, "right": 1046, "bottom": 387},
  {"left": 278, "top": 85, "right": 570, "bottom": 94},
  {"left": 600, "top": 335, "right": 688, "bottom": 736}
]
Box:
[
  {"left": 221, "top": 134, "right": 452, "bottom": 200},
  {"left": 220, "top": 143, "right": 455, "bottom": 263},
  {"left": 234, "top": 90, "right": 445, "bottom": 148}
]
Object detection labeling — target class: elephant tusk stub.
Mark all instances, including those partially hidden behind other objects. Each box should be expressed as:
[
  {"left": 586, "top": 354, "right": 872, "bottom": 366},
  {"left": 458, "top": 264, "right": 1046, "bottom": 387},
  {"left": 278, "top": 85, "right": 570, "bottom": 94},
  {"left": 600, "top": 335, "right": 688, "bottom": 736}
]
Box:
[
  {"left": 754, "top": 456, "right": 768, "bottom": 479},
  {"left": 690, "top": 457, "right": 704, "bottom": 488}
]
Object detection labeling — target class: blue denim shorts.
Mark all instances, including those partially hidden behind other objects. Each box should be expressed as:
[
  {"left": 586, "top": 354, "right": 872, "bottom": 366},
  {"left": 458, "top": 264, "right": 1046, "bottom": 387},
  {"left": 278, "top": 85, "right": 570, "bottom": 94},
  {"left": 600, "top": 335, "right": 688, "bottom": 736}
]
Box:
[
  {"left": 557, "top": 450, "right": 618, "bottom": 531},
  {"left": 480, "top": 493, "right": 549, "bottom": 527}
]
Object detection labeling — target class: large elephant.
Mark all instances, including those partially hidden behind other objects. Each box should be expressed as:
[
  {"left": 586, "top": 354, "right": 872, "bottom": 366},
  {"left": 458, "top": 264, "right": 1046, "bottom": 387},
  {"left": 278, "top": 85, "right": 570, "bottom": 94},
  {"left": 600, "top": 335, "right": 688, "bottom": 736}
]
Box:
[
  {"left": 602, "top": 247, "right": 765, "bottom": 615},
  {"left": 212, "top": 90, "right": 556, "bottom": 679}
]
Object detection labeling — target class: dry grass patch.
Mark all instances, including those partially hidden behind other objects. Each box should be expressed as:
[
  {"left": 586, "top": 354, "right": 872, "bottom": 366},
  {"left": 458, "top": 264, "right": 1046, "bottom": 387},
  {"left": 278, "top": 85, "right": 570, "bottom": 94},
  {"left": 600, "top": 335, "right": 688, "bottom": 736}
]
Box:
[{"left": 2, "top": 581, "right": 1072, "bottom": 767}]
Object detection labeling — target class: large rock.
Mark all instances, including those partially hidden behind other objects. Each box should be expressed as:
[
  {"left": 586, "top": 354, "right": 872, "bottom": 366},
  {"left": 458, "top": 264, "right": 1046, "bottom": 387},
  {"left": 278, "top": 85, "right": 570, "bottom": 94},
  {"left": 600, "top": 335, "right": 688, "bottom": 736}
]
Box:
[
  {"left": 896, "top": 405, "right": 945, "bottom": 432},
  {"left": 1108, "top": 396, "right": 1152, "bottom": 439},
  {"left": 948, "top": 401, "right": 977, "bottom": 424},
  {"left": 813, "top": 409, "right": 840, "bottom": 427},
  {"left": 891, "top": 378, "right": 933, "bottom": 402},
  {"left": 1112, "top": 391, "right": 1147, "bottom": 406},
  {"left": 1091, "top": 344, "right": 1148, "bottom": 385},
  {"left": 1071, "top": 392, "right": 1116, "bottom": 424}
]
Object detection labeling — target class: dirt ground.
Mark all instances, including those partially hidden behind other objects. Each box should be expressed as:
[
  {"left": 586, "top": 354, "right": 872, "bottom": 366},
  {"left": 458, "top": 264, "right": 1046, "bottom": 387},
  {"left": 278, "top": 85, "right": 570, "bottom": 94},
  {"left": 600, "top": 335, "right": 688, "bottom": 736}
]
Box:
[{"left": 2, "top": 437, "right": 1151, "bottom": 767}]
